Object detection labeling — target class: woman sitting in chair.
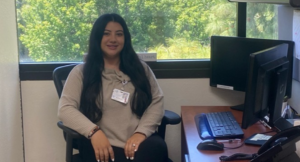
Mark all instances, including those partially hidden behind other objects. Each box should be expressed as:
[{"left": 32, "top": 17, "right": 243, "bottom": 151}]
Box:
[{"left": 58, "top": 13, "right": 168, "bottom": 162}]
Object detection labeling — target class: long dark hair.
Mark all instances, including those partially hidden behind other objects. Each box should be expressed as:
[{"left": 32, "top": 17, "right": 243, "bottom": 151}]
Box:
[{"left": 80, "top": 13, "right": 152, "bottom": 123}]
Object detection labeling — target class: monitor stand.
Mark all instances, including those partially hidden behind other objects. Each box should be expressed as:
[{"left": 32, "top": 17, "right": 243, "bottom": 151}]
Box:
[
  {"left": 230, "top": 104, "right": 244, "bottom": 111},
  {"left": 274, "top": 117, "right": 293, "bottom": 131}
]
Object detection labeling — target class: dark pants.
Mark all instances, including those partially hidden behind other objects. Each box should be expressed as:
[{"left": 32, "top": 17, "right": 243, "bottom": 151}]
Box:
[{"left": 77, "top": 133, "right": 169, "bottom": 162}]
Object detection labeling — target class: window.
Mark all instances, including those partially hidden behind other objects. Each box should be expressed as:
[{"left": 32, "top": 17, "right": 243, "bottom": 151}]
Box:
[
  {"left": 16, "top": 0, "right": 237, "bottom": 63},
  {"left": 246, "top": 3, "right": 278, "bottom": 39},
  {"left": 18, "top": 1, "right": 278, "bottom": 80}
]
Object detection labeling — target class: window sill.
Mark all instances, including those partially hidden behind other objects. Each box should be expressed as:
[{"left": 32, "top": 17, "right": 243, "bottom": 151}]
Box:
[{"left": 19, "top": 60, "right": 210, "bottom": 81}]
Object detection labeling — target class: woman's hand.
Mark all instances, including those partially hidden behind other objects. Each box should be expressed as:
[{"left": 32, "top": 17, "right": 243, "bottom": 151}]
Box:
[
  {"left": 91, "top": 130, "right": 115, "bottom": 162},
  {"left": 124, "top": 132, "right": 146, "bottom": 160}
]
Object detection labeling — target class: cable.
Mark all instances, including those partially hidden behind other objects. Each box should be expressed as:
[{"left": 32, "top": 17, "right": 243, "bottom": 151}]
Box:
[
  {"left": 223, "top": 142, "right": 244, "bottom": 149},
  {"left": 260, "top": 129, "right": 277, "bottom": 134},
  {"left": 290, "top": 106, "right": 300, "bottom": 117},
  {"left": 219, "top": 153, "right": 258, "bottom": 161},
  {"left": 217, "top": 138, "right": 241, "bottom": 143}
]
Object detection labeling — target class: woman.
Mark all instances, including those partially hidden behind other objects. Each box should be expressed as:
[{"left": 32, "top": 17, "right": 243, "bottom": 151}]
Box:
[{"left": 58, "top": 13, "right": 168, "bottom": 162}]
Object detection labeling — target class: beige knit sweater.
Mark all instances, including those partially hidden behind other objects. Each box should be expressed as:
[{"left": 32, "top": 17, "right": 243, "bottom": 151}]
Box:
[{"left": 58, "top": 62, "right": 164, "bottom": 148}]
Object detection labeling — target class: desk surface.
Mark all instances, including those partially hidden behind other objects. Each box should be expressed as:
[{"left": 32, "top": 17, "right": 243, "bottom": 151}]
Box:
[{"left": 181, "top": 106, "right": 273, "bottom": 162}]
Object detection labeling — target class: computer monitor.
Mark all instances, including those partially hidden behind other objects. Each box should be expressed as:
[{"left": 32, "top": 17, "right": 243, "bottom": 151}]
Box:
[
  {"left": 241, "top": 43, "right": 293, "bottom": 130},
  {"left": 210, "top": 36, "right": 295, "bottom": 102}
]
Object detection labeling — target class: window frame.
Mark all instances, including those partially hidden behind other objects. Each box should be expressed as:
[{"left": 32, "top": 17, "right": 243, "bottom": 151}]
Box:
[{"left": 19, "top": 3, "right": 247, "bottom": 81}]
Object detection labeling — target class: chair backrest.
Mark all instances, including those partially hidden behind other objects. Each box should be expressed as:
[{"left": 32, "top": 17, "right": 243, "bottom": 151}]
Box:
[
  {"left": 53, "top": 64, "right": 81, "bottom": 151},
  {"left": 53, "top": 64, "right": 78, "bottom": 98}
]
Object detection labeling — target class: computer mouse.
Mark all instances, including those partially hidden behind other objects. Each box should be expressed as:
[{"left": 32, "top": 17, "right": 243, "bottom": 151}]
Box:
[{"left": 197, "top": 139, "right": 224, "bottom": 151}]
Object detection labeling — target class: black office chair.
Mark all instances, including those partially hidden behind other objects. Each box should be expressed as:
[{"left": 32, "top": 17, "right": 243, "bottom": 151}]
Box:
[{"left": 53, "top": 64, "right": 181, "bottom": 162}]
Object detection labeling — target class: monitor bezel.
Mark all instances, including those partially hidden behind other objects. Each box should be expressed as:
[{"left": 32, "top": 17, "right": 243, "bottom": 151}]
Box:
[
  {"left": 241, "top": 43, "right": 290, "bottom": 129},
  {"left": 210, "top": 36, "right": 295, "bottom": 99}
]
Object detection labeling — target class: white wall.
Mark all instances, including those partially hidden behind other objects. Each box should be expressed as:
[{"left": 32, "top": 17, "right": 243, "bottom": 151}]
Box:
[
  {"left": 0, "top": 0, "right": 24, "bottom": 161},
  {"left": 278, "top": 5, "right": 300, "bottom": 112},
  {"left": 21, "top": 81, "right": 66, "bottom": 161},
  {"left": 21, "top": 79, "right": 245, "bottom": 162},
  {"left": 289, "top": 80, "right": 300, "bottom": 112}
]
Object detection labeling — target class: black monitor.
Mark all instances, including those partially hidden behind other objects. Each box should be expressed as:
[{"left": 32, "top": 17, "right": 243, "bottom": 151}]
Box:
[
  {"left": 210, "top": 36, "right": 295, "bottom": 102},
  {"left": 241, "top": 43, "right": 293, "bottom": 130}
]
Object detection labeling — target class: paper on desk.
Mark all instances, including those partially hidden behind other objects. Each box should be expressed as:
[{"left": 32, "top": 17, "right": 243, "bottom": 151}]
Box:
[{"left": 250, "top": 134, "right": 271, "bottom": 141}]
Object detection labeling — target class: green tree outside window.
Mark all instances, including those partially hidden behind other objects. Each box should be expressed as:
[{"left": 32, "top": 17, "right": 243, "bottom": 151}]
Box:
[{"left": 16, "top": 0, "right": 277, "bottom": 62}]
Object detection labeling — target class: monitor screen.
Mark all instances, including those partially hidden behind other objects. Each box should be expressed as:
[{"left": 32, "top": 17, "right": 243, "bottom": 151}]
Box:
[
  {"left": 210, "top": 36, "right": 295, "bottom": 99},
  {"left": 241, "top": 43, "right": 293, "bottom": 130}
]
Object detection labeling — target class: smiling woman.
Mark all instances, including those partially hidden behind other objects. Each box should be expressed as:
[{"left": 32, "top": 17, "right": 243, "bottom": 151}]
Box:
[
  {"left": 101, "top": 22, "right": 125, "bottom": 63},
  {"left": 58, "top": 13, "right": 168, "bottom": 162}
]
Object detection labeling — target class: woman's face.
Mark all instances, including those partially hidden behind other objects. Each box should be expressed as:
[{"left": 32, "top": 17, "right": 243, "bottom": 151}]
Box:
[{"left": 101, "top": 21, "right": 125, "bottom": 60}]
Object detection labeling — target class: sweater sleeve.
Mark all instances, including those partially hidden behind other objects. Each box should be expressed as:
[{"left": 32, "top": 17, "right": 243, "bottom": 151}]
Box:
[
  {"left": 57, "top": 64, "right": 97, "bottom": 138},
  {"left": 134, "top": 62, "right": 164, "bottom": 137}
]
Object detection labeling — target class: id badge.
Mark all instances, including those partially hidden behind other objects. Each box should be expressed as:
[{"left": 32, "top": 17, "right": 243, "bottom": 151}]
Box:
[{"left": 111, "top": 88, "right": 130, "bottom": 104}]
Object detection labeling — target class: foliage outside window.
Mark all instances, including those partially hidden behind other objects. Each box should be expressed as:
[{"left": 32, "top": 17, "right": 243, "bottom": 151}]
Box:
[
  {"left": 16, "top": 1, "right": 278, "bottom": 63},
  {"left": 17, "top": 0, "right": 237, "bottom": 62},
  {"left": 246, "top": 3, "right": 278, "bottom": 39}
]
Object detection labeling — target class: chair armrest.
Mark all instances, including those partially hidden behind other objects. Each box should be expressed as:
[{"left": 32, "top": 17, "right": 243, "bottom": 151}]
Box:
[
  {"left": 158, "top": 110, "right": 181, "bottom": 139},
  {"left": 57, "top": 121, "right": 83, "bottom": 139},
  {"left": 163, "top": 110, "right": 181, "bottom": 125}
]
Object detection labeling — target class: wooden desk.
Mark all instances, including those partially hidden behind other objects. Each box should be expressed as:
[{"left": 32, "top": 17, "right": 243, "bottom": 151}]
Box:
[{"left": 181, "top": 106, "right": 273, "bottom": 162}]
